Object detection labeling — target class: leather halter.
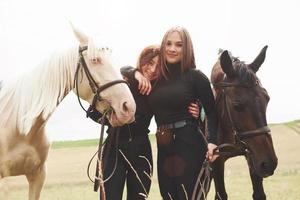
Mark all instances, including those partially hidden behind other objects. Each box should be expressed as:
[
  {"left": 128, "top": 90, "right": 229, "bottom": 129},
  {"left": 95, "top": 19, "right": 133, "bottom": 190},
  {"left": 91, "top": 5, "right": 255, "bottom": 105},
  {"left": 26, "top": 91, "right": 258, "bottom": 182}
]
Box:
[
  {"left": 213, "top": 81, "right": 271, "bottom": 155},
  {"left": 75, "top": 46, "right": 126, "bottom": 193},
  {"left": 74, "top": 46, "right": 128, "bottom": 117}
]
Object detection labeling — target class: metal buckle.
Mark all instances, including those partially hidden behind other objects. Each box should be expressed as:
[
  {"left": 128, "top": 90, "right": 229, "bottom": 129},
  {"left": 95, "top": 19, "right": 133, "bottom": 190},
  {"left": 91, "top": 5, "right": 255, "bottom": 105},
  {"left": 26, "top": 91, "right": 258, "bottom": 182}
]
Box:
[{"left": 174, "top": 120, "right": 187, "bottom": 128}]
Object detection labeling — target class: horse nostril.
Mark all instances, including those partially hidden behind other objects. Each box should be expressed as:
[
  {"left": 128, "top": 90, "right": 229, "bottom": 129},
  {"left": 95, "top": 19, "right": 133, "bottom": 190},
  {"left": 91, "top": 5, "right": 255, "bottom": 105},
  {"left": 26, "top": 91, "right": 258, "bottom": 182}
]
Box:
[
  {"left": 260, "top": 161, "right": 276, "bottom": 174},
  {"left": 123, "top": 102, "right": 129, "bottom": 112},
  {"left": 261, "top": 162, "right": 268, "bottom": 171}
]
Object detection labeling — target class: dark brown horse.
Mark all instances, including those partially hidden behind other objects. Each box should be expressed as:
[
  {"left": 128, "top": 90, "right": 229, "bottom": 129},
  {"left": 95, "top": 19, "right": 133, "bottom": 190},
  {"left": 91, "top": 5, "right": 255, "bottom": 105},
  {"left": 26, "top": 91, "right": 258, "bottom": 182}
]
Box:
[{"left": 210, "top": 46, "right": 278, "bottom": 200}]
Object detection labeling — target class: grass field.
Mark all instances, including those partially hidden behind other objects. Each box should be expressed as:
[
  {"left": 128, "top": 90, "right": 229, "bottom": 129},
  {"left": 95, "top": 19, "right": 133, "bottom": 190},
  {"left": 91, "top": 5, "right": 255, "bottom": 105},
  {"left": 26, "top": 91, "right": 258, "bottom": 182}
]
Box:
[{"left": 0, "top": 123, "right": 299, "bottom": 200}]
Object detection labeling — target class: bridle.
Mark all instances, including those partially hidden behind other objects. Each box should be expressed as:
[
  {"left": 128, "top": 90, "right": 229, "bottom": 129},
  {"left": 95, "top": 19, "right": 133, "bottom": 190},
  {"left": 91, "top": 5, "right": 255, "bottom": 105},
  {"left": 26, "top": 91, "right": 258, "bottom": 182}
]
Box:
[
  {"left": 74, "top": 46, "right": 128, "bottom": 117},
  {"left": 75, "top": 46, "right": 126, "bottom": 196},
  {"left": 213, "top": 80, "right": 271, "bottom": 156}
]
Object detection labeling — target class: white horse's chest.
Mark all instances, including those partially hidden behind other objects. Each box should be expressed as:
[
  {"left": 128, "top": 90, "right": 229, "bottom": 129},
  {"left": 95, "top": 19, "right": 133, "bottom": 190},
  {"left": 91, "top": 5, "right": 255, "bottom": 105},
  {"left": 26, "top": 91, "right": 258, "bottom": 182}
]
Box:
[{"left": 0, "top": 138, "right": 46, "bottom": 177}]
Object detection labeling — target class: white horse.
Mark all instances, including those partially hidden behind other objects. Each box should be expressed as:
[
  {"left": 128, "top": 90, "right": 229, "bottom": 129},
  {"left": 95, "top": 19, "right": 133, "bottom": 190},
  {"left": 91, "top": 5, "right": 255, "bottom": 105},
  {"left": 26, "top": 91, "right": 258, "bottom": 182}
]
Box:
[{"left": 0, "top": 26, "right": 136, "bottom": 200}]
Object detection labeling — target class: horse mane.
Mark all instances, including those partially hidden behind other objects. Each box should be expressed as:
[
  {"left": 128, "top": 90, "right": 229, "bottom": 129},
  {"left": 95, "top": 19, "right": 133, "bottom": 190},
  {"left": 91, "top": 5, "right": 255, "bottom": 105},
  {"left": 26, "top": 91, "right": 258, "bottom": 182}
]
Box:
[
  {"left": 217, "top": 49, "right": 257, "bottom": 87},
  {"left": 0, "top": 37, "right": 107, "bottom": 135},
  {"left": 0, "top": 48, "right": 78, "bottom": 134},
  {"left": 233, "top": 60, "right": 257, "bottom": 87}
]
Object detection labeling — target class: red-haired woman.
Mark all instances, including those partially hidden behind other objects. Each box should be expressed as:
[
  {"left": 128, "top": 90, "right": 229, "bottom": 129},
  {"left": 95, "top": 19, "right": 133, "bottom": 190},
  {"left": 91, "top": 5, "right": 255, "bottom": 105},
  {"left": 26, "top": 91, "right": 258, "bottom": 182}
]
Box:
[{"left": 90, "top": 44, "right": 200, "bottom": 200}]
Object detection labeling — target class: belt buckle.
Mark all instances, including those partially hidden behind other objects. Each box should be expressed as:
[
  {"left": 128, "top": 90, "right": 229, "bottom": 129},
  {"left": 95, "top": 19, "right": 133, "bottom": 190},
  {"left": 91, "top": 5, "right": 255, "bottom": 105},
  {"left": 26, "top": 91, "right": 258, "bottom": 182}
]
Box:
[
  {"left": 175, "top": 120, "right": 186, "bottom": 128},
  {"left": 158, "top": 124, "right": 168, "bottom": 131}
]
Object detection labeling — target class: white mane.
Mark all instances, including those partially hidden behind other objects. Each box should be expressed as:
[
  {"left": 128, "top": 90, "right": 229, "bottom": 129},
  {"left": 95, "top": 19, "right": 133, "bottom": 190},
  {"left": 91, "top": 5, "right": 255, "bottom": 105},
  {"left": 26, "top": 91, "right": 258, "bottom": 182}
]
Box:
[
  {"left": 0, "top": 26, "right": 137, "bottom": 200},
  {"left": 0, "top": 47, "right": 78, "bottom": 135},
  {"left": 0, "top": 35, "right": 107, "bottom": 135}
]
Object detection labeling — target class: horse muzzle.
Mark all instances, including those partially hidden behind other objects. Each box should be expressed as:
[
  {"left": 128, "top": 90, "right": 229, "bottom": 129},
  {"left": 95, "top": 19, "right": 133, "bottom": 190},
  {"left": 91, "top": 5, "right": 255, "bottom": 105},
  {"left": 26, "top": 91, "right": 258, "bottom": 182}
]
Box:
[{"left": 252, "top": 157, "right": 278, "bottom": 178}]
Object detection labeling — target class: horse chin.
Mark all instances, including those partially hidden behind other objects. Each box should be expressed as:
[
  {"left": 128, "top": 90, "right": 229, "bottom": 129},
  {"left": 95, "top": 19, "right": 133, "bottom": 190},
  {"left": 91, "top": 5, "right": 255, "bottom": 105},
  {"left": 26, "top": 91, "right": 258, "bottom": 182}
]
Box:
[
  {"left": 107, "top": 112, "right": 123, "bottom": 127},
  {"left": 254, "top": 168, "right": 274, "bottom": 178},
  {"left": 259, "top": 160, "right": 278, "bottom": 178},
  {"left": 249, "top": 158, "right": 277, "bottom": 178},
  {"left": 95, "top": 101, "right": 123, "bottom": 126},
  {"left": 262, "top": 171, "right": 274, "bottom": 178},
  {"left": 108, "top": 111, "right": 135, "bottom": 127}
]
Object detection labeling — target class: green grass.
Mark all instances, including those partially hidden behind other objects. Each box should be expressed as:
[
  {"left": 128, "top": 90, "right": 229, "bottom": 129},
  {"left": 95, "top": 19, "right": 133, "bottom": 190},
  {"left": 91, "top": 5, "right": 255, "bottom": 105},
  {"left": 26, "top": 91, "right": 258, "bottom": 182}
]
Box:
[
  {"left": 1, "top": 182, "right": 99, "bottom": 200},
  {"left": 284, "top": 119, "right": 300, "bottom": 134},
  {"left": 1, "top": 121, "right": 299, "bottom": 200},
  {"left": 3, "top": 171, "right": 299, "bottom": 200},
  {"left": 207, "top": 166, "right": 300, "bottom": 200},
  {"left": 51, "top": 139, "right": 100, "bottom": 149},
  {"left": 2, "top": 153, "right": 300, "bottom": 200},
  {"left": 51, "top": 134, "right": 157, "bottom": 149}
]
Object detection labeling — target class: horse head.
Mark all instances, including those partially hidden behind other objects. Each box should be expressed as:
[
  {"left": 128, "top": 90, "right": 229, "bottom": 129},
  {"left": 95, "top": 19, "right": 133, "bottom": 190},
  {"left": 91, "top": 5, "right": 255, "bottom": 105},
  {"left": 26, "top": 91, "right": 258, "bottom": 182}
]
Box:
[
  {"left": 212, "top": 46, "right": 278, "bottom": 177},
  {"left": 71, "top": 26, "right": 136, "bottom": 126}
]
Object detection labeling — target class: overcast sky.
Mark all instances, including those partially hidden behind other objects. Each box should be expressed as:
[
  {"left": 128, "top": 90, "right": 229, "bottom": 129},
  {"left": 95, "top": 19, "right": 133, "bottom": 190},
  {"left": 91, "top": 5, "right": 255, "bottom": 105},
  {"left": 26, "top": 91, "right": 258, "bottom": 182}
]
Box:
[{"left": 0, "top": 0, "right": 299, "bottom": 141}]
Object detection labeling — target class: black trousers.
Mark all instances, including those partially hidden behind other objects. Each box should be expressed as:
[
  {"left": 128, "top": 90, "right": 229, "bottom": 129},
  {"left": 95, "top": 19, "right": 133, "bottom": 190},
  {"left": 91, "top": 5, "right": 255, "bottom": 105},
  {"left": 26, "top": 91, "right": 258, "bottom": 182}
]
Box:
[
  {"left": 156, "top": 124, "right": 207, "bottom": 200},
  {"left": 100, "top": 135, "right": 153, "bottom": 200}
]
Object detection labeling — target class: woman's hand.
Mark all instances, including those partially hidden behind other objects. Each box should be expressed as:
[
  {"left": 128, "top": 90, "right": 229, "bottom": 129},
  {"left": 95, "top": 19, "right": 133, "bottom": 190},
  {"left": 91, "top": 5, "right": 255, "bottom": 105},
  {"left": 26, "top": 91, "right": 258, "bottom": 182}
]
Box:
[
  {"left": 188, "top": 102, "right": 199, "bottom": 119},
  {"left": 135, "top": 71, "right": 152, "bottom": 95},
  {"left": 206, "top": 143, "right": 219, "bottom": 162}
]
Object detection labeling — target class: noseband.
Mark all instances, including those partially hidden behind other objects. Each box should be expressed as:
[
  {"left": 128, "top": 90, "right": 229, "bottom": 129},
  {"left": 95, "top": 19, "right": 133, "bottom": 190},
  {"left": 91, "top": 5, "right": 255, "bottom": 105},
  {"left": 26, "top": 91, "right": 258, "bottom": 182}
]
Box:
[
  {"left": 213, "top": 81, "right": 271, "bottom": 155},
  {"left": 75, "top": 46, "right": 128, "bottom": 117}
]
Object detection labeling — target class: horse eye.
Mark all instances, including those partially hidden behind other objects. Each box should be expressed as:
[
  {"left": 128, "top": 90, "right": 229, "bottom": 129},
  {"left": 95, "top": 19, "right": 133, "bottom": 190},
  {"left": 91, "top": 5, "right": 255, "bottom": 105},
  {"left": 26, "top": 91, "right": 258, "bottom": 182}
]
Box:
[
  {"left": 266, "top": 94, "right": 270, "bottom": 102},
  {"left": 262, "top": 88, "right": 270, "bottom": 102},
  {"left": 91, "top": 57, "right": 101, "bottom": 64}
]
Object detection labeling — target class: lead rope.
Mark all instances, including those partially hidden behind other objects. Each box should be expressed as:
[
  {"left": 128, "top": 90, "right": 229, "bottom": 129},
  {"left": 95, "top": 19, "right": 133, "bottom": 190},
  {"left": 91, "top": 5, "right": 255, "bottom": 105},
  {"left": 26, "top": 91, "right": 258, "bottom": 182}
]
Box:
[
  {"left": 93, "top": 110, "right": 108, "bottom": 194},
  {"left": 91, "top": 108, "right": 113, "bottom": 200},
  {"left": 191, "top": 126, "right": 212, "bottom": 200},
  {"left": 102, "top": 128, "right": 119, "bottom": 183},
  {"left": 85, "top": 108, "right": 120, "bottom": 200},
  {"left": 191, "top": 87, "right": 238, "bottom": 200}
]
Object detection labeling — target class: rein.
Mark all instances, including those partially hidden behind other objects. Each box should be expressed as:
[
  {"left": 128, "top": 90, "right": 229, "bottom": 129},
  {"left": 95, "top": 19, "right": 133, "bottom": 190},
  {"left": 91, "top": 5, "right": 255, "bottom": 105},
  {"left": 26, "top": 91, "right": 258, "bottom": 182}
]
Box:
[
  {"left": 192, "top": 127, "right": 212, "bottom": 200},
  {"left": 74, "top": 46, "right": 126, "bottom": 197},
  {"left": 192, "top": 158, "right": 211, "bottom": 200},
  {"left": 85, "top": 110, "right": 120, "bottom": 196},
  {"left": 74, "top": 46, "right": 128, "bottom": 117},
  {"left": 213, "top": 81, "right": 271, "bottom": 156},
  {"left": 93, "top": 113, "right": 107, "bottom": 194}
]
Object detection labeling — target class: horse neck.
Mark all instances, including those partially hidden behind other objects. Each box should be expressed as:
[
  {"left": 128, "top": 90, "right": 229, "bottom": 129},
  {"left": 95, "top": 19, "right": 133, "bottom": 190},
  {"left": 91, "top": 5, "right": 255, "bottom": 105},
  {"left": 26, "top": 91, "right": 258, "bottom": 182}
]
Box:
[
  {"left": 214, "top": 89, "right": 236, "bottom": 142},
  {"left": 0, "top": 47, "right": 78, "bottom": 135},
  {"left": 22, "top": 47, "right": 78, "bottom": 107},
  {"left": 211, "top": 62, "right": 236, "bottom": 141}
]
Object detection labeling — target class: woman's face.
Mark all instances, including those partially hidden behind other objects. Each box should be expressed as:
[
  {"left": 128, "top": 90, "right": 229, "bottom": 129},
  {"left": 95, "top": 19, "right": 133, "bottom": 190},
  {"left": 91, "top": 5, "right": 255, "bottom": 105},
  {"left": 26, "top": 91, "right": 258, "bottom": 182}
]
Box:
[
  {"left": 165, "top": 31, "right": 183, "bottom": 64},
  {"left": 141, "top": 55, "right": 158, "bottom": 81}
]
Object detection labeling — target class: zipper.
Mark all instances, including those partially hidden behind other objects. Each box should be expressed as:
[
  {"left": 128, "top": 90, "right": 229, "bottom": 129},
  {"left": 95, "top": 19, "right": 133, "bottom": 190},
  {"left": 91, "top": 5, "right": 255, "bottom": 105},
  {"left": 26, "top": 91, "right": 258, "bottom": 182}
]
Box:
[{"left": 127, "top": 125, "right": 132, "bottom": 142}]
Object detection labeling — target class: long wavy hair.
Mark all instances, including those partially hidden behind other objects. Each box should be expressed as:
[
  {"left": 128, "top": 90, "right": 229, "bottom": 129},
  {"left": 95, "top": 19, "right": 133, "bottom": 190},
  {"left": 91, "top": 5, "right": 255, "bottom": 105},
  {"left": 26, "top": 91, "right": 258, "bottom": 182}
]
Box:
[{"left": 156, "top": 26, "right": 196, "bottom": 80}]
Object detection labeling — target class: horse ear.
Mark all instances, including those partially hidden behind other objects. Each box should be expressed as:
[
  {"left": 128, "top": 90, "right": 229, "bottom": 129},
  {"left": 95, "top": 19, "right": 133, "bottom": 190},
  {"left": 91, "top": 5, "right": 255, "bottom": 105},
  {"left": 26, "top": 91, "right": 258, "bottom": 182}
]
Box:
[
  {"left": 70, "top": 22, "right": 89, "bottom": 46},
  {"left": 220, "top": 50, "right": 235, "bottom": 78},
  {"left": 249, "top": 45, "right": 268, "bottom": 73},
  {"left": 218, "top": 48, "right": 224, "bottom": 55}
]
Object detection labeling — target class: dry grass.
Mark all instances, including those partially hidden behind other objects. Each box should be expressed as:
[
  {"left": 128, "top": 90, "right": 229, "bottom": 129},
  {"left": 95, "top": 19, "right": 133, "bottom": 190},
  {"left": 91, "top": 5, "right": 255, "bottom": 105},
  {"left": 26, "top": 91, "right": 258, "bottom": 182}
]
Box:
[{"left": 0, "top": 124, "right": 299, "bottom": 200}]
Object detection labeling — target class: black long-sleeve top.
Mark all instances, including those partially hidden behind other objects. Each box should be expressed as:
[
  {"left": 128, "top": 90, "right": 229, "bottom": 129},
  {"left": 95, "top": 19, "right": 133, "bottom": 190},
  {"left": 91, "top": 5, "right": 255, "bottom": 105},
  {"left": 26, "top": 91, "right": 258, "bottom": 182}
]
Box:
[
  {"left": 89, "top": 66, "right": 153, "bottom": 138},
  {"left": 148, "top": 63, "right": 218, "bottom": 144}
]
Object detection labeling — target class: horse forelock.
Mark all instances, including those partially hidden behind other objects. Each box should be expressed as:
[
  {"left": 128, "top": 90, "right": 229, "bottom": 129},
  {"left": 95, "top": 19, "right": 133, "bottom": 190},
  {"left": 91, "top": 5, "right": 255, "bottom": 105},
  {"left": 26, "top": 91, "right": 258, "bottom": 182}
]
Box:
[
  {"left": 87, "top": 38, "right": 112, "bottom": 63},
  {"left": 233, "top": 61, "right": 257, "bottom": 87},
  {"left": 0, "top": 47, "right": 78, "bottom": 135}
]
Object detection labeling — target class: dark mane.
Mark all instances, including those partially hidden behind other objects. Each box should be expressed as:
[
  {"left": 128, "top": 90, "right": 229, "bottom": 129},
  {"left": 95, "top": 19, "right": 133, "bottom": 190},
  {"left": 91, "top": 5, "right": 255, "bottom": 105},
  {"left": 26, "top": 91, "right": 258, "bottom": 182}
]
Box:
[{"left": 233, "top": 60, "right": 257, "bottom": 87}]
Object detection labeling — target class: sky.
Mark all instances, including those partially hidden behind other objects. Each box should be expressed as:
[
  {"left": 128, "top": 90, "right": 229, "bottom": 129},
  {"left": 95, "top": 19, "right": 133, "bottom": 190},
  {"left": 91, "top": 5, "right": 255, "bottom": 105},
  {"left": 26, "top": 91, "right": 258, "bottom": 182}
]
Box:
[{"left": 0, "top": 0, "right": 299, "bottom": 141}]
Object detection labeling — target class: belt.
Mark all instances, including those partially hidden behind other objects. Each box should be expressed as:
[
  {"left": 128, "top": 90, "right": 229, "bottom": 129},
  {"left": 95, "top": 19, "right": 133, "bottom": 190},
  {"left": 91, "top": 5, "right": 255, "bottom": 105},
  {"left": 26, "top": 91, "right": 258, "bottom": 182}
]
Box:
[{"left": 158, "top": 119, "right": 194, "bottom": 130}]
